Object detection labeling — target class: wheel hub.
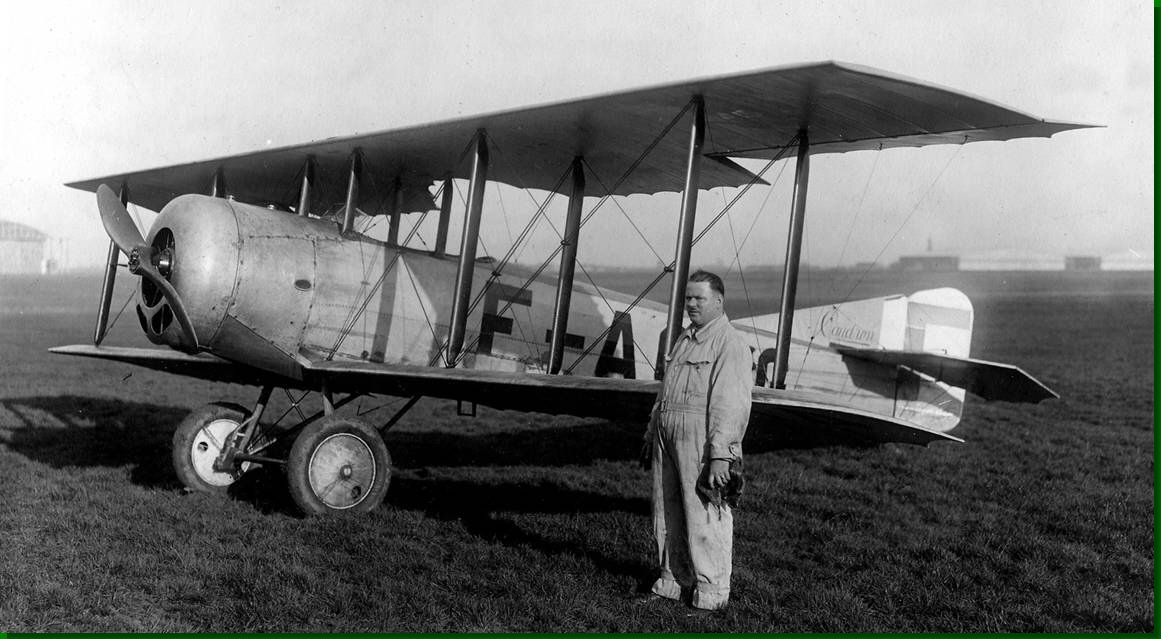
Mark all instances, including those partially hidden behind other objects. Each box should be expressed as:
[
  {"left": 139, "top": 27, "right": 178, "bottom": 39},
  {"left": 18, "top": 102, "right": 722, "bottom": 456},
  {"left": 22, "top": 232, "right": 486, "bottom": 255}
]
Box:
[
  {"left": 189, "top": 418, "right": 252, "bottom": 487},
  {"left": 306, "top": 433, "right": 376, "bottom": 509}
]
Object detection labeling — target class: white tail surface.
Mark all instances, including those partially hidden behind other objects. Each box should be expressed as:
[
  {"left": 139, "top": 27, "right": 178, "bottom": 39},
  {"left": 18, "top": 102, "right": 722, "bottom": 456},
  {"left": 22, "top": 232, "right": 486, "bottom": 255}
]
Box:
[{"left": 737, "top": 288, "right": 974, "bottom": 433}]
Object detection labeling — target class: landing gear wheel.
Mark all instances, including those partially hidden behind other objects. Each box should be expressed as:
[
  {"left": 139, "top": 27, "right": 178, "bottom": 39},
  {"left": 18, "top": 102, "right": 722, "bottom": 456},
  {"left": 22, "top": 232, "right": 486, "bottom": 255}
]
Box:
[
  {"left": 286, "top": 415, "right": 391, "bottom": 516},
  {"left": 173, "top": 402, "right": 254, "bottom": 492}
]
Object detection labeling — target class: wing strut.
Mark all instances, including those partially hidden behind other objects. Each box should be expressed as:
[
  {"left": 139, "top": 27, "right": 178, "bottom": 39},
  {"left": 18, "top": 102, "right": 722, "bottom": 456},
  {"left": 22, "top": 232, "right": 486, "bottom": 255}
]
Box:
[
  {"left": 663, "top": 97, "right": 706, "bottom": 357},
  {"left": 548, "top": 157, "right": 586, "bottom": 374},
  {"left": 433, "top": 176, "right": 454, "bottom": 257},
  {"left": 341, "top": 150, "right": 363, "bottom": 234},
  {"left": 446, "top": 131, "right": 489, "bottom": 366},
  {"left": 387, "top": 176, "right": 403, "bottom": 247},
  {"left": 297, "top": 157, "right": 315, "bottom": 217},
  {"left": 772, "top": 130, "right": 810, "bottom": 389},
  {"left": 210, "top": 167, "right": 227, "bottom": 198},
  {"left": 93, "top": 182, "right": 129, "bottom": 345}
]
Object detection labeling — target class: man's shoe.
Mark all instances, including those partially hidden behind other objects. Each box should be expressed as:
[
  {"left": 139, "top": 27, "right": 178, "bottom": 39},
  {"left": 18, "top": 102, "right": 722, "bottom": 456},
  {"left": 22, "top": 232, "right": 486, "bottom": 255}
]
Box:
[{"left": 629, "top": 592, "right": 675, "bottom": 605}]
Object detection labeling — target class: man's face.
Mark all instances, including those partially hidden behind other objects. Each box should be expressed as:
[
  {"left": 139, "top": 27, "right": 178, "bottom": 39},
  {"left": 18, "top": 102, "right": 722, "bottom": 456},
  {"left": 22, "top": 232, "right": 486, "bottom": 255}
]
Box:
[{"left": 685, "top": 281, "right": 724, "bottom": 328}]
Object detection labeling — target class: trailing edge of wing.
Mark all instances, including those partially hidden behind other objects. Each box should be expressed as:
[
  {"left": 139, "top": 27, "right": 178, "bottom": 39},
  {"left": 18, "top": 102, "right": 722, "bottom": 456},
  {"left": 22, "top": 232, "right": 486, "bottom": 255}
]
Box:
[
  {"left": 65, "top": 61, "right": 1096, "bottom": 213},
  {"left": 833, "top": 346, "right": 1058, "bottom": 403}
]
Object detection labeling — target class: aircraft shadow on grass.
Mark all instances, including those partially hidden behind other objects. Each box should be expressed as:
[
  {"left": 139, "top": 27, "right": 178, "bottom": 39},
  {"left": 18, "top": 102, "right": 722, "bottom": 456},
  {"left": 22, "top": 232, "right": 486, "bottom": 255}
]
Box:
[
  {"left": 2, "top": 393, "right": 867, "bottom": 579},
  {"left": 1, "top": 393, "right": 860, "bottom": 507}
]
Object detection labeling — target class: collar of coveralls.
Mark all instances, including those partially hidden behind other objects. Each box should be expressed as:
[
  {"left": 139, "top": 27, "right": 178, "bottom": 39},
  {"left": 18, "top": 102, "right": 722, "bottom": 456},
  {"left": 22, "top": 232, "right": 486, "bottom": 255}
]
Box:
[{"left": 682, "top": 312, "right": 730, "bottom": 345}]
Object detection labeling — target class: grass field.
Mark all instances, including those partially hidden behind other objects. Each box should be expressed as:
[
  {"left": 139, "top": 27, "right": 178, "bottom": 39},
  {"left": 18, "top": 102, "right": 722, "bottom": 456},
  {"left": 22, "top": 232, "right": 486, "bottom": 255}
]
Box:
[{"left": 0, "top": 269, "right": 1153, "bottom": 631}]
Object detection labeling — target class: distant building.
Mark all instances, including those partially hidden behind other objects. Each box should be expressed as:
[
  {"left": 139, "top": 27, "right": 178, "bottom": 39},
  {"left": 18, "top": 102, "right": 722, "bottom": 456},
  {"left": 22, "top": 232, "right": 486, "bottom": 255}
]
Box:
[
  {"left": 1064, "top": 256, "right": 1101, "bottom": 271},
  {"left": 893, "top": 255, "right": 959, "bottom": 272},
  {"left": 960, "top": 249, "right": 1061, "bottom": 271},
  {"left": 0, "top": 220, "right": 50, "bottom": 274}
]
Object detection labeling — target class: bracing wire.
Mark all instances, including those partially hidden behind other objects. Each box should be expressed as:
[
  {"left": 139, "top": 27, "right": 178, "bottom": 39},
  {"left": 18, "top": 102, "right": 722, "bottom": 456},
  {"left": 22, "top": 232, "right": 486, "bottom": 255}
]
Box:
[
  {"left": 435, "top": 101, "right": 699, "bottom": 368},
  {"left": 562, "top": 137, "right": 796, "bottom": 374},
  {"left": 832, "top": 144, "right": 882, "bottom": 282},
  {"left": 840, "top": 142, "right": 966, "bottom": 304},
  {"left": 723, "top": 159, "right": 789, "bottom": 276},
  {"left": 583, "top": 163, "right": 668, "bottom": 268},
  {"left": 103, "top": 289, "right": 137, "bottom": 337},
  {"left": 325, "top": 201, "right": 434, "bottom": 360},
  {"left": 327, "top": 155, "right": 450, "bottom": 358},
  {"left": 718, "top": 187, "right": 761, "bottom": 345},
  {"left": 530, "top": 206, "right": 658, "bottom": 372}
]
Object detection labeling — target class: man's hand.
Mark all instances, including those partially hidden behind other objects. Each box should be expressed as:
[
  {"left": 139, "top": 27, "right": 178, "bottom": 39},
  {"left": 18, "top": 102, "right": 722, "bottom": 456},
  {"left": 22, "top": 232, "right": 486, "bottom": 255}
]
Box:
[
  {"left": 707, "top": 459, "right": 730, "bottom": 488},
  {"left": 640, "top": 441, "right": 652, "bottom": 471}
]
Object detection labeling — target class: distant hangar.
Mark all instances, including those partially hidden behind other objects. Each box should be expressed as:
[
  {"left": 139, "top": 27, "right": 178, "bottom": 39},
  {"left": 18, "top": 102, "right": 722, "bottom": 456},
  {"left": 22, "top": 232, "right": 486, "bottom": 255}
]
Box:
[
  {"left": 892, "top": 249, "right": 1151, "bottom": 272},
  {"left": 0, "top": 220, "right": 53, "bottom": 274}
]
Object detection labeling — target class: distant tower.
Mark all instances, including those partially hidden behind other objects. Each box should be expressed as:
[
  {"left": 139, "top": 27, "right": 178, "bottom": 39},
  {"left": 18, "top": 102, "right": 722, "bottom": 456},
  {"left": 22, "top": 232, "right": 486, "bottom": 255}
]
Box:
[{"left": 926, "top": 236, "right": 933, "bottom": 253}]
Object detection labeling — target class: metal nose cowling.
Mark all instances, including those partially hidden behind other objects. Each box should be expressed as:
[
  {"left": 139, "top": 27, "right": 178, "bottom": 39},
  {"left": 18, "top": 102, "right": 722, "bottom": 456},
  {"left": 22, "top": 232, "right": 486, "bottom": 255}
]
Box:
[{"left": 96, "top": 183, "right": 199, "bottom": 352}]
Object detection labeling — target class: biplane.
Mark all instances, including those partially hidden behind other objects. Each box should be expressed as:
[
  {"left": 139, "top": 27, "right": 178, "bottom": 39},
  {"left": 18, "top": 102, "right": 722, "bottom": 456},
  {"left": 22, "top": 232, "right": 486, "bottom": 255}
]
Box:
[{"left": 52, "top": 61, "right": 1089, "bottom": 515}]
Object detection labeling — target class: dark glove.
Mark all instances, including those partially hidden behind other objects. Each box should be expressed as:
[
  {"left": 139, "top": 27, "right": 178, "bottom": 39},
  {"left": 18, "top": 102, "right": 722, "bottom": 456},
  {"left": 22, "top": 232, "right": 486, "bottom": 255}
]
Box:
[
  {"left": 696, "top": 460, "right": 744, "bottom": 509},
  {"left": 639, "top": 441, "right": 652, "bottom": 471}
]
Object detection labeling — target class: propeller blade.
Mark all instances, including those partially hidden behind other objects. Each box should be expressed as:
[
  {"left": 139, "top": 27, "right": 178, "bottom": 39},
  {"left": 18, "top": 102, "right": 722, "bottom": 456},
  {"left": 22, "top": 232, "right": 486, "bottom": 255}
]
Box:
[
  {"left": 96, "top": 184, "right": 145, "bottom": 254},
  {"left": 134, "top": 252, "right": 200, "bottom": 351}
]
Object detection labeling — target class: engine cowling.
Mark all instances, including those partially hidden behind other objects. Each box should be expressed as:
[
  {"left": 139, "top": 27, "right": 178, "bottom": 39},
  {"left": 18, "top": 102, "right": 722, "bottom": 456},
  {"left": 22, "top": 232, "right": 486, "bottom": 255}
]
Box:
[{"left": 138, "top": 195, "right": 333, "bottom": 378}]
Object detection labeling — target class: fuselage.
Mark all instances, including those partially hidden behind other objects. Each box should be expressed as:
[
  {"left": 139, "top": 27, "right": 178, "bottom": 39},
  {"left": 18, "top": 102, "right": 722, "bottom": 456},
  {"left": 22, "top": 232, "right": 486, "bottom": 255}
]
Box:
[
  {"left": 140, "top": 193, "right": 970, "bottom": 433},
  {"left": 139, "top": 194, "right": 669, "bottom": 381}
]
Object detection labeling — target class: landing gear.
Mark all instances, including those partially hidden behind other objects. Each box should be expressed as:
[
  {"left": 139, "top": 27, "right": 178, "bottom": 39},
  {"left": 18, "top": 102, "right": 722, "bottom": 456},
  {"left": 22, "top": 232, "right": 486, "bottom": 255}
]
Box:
[
  {"left": 172, "top": 402, "right": 254, "bottom": 492},
  {"left": 170, "top": 386, "right": 416, "bottom": 516},
  {"left": 286, "top": 416, "right": 392, "bottom": 515}
]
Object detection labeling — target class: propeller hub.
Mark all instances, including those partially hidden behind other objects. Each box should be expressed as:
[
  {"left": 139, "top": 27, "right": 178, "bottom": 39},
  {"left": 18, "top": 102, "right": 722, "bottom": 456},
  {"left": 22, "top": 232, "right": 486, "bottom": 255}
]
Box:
[
  {"left": 127, "top": 247, "right": 144, "bottom": 274},
  {"left": 155, "top": 248, "right": 174, "bottom": 278}
]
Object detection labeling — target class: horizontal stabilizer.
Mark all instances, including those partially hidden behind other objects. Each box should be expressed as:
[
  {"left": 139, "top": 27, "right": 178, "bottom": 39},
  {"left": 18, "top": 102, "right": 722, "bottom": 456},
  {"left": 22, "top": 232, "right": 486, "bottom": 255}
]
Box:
[{"left": 833, "top": 347, "right": 1058, "bottom": 403}]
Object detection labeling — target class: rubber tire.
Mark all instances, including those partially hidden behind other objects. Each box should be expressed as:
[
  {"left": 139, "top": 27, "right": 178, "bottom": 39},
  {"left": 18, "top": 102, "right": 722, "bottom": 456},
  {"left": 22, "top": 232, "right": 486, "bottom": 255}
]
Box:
[
  {"left": 286, "top": 415, "right": 391, "bottom": 516},
  {"left": 172, "top": 402, "right": 252, "bottom": 493}
]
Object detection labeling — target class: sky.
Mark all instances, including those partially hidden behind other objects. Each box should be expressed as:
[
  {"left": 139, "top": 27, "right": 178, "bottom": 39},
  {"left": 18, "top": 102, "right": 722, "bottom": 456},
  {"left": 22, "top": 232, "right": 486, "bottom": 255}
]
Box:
[{"left": 0, "top": 0, "right": 1153, "bottom": 271}]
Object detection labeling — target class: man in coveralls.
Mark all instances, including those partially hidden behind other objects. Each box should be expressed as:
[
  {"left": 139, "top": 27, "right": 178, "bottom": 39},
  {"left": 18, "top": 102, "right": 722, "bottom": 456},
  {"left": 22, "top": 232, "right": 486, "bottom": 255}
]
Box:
[{"left": 641, "top": 269, "right": 753, "bottom": 611}]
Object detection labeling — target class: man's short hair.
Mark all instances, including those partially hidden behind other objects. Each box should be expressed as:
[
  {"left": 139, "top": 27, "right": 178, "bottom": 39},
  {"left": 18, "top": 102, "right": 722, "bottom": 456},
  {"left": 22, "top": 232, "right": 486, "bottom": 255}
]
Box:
[{"left": 688, "top": 269, "right": 725, "bottom": 297}]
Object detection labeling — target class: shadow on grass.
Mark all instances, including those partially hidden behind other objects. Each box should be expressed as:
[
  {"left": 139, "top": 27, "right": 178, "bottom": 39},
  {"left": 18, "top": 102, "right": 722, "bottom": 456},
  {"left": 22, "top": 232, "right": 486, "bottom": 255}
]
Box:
[
  {"left": 389, "top": 474, "right": 645, "bottom": 517},
  {"left": 2, "top": 393, "right": 863, "bottom": 581},
  {"left": 387, "top": 474, "right": 652, "bottom": 582},
  {"left": 0, "top": 394, "right": 186, "bottom": 488},
  {"left": 2, "top": 393, "right": 868, "bottom": 513}
]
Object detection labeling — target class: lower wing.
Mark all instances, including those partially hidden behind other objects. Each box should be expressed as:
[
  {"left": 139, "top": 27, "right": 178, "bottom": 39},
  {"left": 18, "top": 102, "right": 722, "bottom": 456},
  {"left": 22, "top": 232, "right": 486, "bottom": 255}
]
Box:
[{"left": 50, "top": 345, "right": 959, "bottom": 445}]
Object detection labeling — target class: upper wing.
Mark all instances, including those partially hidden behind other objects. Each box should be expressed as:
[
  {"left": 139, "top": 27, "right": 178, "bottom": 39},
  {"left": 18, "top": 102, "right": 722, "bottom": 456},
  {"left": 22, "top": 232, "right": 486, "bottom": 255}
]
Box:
[{"left": 66, "top": 61, "right": 1094, "bottom": 213}]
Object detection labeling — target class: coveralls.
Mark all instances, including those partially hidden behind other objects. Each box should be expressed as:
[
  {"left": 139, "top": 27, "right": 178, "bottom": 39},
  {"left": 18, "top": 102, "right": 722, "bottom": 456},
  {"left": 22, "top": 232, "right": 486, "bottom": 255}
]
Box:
[{"left": 645, "top": 313, "right": 753, "bottom": 610}]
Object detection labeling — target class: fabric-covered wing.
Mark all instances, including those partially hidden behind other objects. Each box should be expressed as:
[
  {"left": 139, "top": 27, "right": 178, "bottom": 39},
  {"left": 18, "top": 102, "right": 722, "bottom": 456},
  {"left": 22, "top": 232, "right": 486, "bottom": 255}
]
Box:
[
  {"left": 305, "top": 359, "right": 660, "bottom": 421},
  {"left": 48, "top": 345, "right": 293, "bottom": 387},
  {"left": 65, "top": 61, "right": 1093, "bottom": 213},
  {"left": 304, "top": 360, "right": 960, "bottom": 445},
  {"left": 47, "top": 345, "right": 961, "bottom": 445}
]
